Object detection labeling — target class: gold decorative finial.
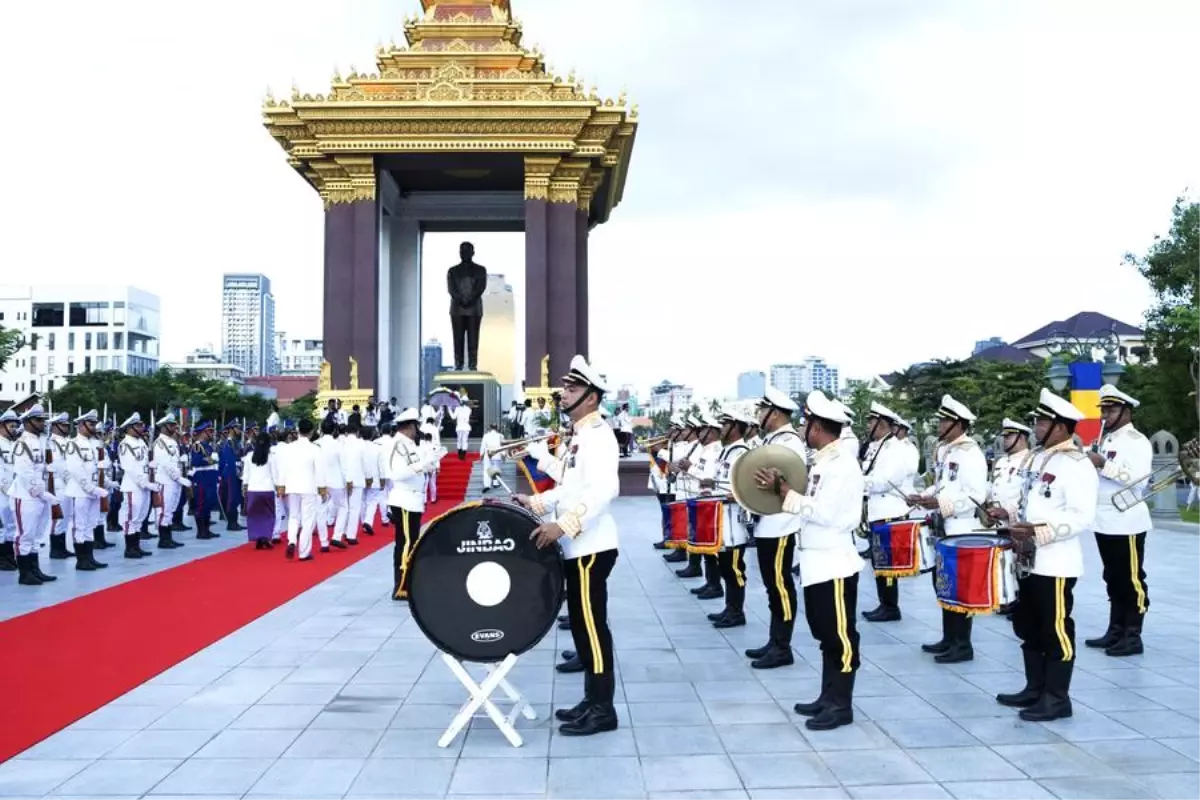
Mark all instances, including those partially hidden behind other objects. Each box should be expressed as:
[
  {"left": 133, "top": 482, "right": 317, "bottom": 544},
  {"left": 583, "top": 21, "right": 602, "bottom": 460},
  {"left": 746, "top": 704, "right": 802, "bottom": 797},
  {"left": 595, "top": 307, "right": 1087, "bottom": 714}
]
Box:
[
  {"left": 567, "top": 68, "right": 576, "bottom": 84},
  {"left": 589, "top": 85, "right": 599, "bottom": 100},
  {"left": 630, "top": 103, "right": 639, "bottom": 117},
  {"left": 332, "top": 66, "right": 342, "bottom": 83},
  {"left": 264, "top": 86, "right": 276, "bottom": 106},
  {"left": 291, "top": 82, "right": 300, "bottom": 101},
  {"left": 618, "top": 89, "right": 627, "bottom": 106}
]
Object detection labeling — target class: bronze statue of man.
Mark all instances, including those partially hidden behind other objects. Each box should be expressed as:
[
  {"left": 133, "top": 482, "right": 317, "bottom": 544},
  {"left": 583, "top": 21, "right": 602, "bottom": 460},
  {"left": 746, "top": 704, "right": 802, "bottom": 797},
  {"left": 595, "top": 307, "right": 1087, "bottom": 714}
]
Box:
[{"left": 446, "top": 241, "right": 488, "bottom": 371}]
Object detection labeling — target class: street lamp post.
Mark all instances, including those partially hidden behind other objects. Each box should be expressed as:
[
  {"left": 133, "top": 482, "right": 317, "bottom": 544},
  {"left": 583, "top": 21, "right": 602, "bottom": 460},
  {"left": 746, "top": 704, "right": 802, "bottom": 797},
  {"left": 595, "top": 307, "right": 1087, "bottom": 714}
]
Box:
[{"left": 1042, "top": 325, "right": 1125, "bottom": 391}]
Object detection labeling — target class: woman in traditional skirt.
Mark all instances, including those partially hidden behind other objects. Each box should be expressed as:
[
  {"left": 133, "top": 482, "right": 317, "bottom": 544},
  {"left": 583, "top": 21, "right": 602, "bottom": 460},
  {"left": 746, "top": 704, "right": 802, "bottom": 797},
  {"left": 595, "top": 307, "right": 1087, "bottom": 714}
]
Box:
[{"left": 242, "top": 431, "right": 279, "bottom": 550}]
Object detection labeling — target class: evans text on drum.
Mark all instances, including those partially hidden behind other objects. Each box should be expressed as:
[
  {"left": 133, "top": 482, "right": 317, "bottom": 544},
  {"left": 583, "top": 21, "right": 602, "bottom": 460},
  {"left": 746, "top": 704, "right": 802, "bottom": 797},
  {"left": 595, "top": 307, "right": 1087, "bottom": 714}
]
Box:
[{"left": 408, "top": 500, "right": 565, "bottom": 663}]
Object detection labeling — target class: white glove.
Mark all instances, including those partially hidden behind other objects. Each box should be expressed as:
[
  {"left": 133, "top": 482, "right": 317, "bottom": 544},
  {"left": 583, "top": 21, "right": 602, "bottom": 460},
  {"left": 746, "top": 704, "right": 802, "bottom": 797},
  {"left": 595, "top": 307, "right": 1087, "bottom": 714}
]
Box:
[
  {"left": 92, "top": 486, "right": 108, "bottom": 498},
  {"left": 149, "top": 483, "right": 163, "bottom": 493},
  {"left": 178, "top": 478, "right": 192, "bottom": 488},
  {"left": 43, "top": 493, "right": 60, "bottom": 506}
]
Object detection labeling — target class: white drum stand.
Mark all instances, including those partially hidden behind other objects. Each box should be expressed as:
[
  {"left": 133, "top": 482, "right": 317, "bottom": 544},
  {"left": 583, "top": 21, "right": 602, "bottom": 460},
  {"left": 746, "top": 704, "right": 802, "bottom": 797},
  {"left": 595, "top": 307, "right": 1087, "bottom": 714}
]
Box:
[{"left": 437, "top": 652, "right": 538, "bottom": 748}]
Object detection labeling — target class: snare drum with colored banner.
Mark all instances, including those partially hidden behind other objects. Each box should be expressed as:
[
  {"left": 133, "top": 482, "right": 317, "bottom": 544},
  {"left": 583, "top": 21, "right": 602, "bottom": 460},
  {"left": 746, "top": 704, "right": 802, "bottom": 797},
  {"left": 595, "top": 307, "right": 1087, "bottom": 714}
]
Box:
[
  {"left": 868, "top": 520, "right": 924, "bottom": 579},
  {"left": 933, "top": 535, "right": 1018, "bottom": 614},
  {"left": 665, "top": 500, "right": 692, "bottom": 550},
  {"left": 686, "top": 497, "right": 724, "bottom": 556}
]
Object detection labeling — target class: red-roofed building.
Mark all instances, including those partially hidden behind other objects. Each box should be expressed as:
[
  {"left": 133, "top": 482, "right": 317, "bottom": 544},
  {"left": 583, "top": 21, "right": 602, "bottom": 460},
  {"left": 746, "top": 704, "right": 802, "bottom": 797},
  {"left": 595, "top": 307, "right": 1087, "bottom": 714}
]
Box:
[{"left": 245, "top": 376, "right": 318, "bottom": 406}]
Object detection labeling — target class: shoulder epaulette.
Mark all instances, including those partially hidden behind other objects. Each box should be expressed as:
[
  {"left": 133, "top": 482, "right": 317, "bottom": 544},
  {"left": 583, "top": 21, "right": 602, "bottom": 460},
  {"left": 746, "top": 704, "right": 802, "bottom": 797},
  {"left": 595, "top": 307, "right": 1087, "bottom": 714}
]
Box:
[
  {"left": 1060, "top": 449, "right": 1089, "bottom": 461},
  {"left": 1127, "top": 429, "right": 1147, "bottom": 441}
]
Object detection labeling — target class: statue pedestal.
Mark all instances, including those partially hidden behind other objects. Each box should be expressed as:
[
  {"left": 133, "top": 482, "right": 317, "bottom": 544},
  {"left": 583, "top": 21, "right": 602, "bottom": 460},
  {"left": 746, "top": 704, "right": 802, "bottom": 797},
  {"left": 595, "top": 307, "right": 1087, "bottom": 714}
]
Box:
[{"left": 433, "top": 371, "right": 501, "bottom": 439}]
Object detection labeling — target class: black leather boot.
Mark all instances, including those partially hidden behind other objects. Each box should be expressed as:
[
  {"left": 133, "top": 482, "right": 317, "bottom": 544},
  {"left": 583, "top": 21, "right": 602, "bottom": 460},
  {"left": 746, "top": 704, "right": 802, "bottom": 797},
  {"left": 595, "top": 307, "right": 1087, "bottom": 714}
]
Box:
[
  {"left": 172, "top": 504, "right": 190, "bottom": 531},
  {"left": 559, "top": 673, "right": 618, "bottom": 736},
  {"left": 124, "top": 533, "right": 144, "bottom": 559},
  {"left": 17, "top": 553, "right": 43, "bottom": 585},
  {"left": 695, "top": 583, "right": 724, "bottom": 600},
  {"left": 794, "top": 660, "right": 832, "bottom": 717},
  {"left": 85, "top": 539, "right": 108, "bottom": 569},
  {"left": 0, "top": 541, "right": 17, "bottom": 572},
  {"left": 676, "top": 553, "right": 702, "bottom": 578},
  {"left": 752, "top": 618, "right": 795, "bottom": 669},
  {"left": 197, "top": 517, "right": 216, "bottom": 540},
  {"left": 713, "top": 609, "right": 746, "bottom": 629},
  {"left": 1105, "top": 608, "right": 1144, "bottom": 657},
  {"left": 49, "top": 533, "right": 72, "bottom": 560},
  {"left": 662, "top": 549, "right": 686, "bottom": 563},
  {"left": 862, "top": 576, "right": 901, "bottom": 621},
  {"left": 935, "top": 614, "right": 974, "bottom": 663},
  {"left": 29, "top": 553, "right": 57, "bottom": 582},
  {"left": 1085, "top": 604, "right": 1123, "bottom": 649},
  {"left": 157, "top": 525, "right": 184, "bottom": 549},
  {"left": 139, "top": 520, "right": 154, "bottom": 540},
  {"left": 556, "top": 655, "right": 584, "bottom": 674},
  {"left": 75, "top": 541, "right": 97, "bottom": 571},
  {"left": 922, "top": 608, "right": 953, "bottom": 653},
  {"left": 997, "top": 648, "right": 1044, "bottom": 707},
  {"left": 556, "top": 673, "right": 592, "bottom": 723},
  {"left": 1019, "top": 658, "right": 1073, "bottom": 721},
  {"left": 93, "top": 525, "right": 112, "bottom": 550},
  {"left": 806, "top": 670, "right": 855, "bottom": 730},
  {"left": 707, "top": 607, "right": 730, "bottom": 622}
]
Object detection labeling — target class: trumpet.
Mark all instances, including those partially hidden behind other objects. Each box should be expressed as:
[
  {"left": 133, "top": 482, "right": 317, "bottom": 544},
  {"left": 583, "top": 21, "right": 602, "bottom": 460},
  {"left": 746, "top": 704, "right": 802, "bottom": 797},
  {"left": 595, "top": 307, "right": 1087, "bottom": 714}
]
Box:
[
  {"left": 637, "top": 434, "right": 671, "bottom": 451},
  {"left": 1111, "top": 439, "right": 1200, "bottom": 512},
  {"left": 486, "top": 432, "right": 556, "bottom": 460}
]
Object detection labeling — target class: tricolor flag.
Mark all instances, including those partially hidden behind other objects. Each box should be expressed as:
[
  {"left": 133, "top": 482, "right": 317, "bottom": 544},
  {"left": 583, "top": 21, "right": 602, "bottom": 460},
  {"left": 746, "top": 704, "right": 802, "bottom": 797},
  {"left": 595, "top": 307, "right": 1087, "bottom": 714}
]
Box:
[{"left": 518, "top": 454, "right": 555, "bottom": 494}]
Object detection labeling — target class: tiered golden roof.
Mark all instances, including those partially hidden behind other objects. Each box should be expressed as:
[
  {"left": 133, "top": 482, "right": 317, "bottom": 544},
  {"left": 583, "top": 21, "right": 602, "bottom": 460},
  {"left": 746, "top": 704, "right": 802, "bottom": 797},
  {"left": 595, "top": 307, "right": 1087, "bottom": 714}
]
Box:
[{"left": 262, "top": 0, "right": 637, "bottom": 221}]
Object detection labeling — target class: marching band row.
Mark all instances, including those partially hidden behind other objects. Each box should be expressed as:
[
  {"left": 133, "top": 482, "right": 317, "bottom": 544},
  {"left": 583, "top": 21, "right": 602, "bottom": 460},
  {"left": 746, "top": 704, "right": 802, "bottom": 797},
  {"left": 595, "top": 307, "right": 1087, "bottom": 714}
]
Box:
[{"left": 649, "top": 383, "right": 1158, "bottom": 729}]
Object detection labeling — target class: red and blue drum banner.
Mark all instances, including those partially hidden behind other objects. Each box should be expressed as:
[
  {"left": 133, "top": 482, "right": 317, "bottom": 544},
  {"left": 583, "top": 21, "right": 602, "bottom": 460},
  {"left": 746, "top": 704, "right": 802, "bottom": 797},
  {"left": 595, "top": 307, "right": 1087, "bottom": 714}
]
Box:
[
  {"left": 687, "top": 498, "right": 724, "bottom": 556},
  {"left": 934, "top": 538, "right": 1002, "bottom": 614},
  {"left": 869, "top": 520, "right": 923, "bottom": 579},
  {"left": 518, "top": 455, "right": 556, "bottom": 495},
  {"left": 666, "top": 500, "right": 691, "bottom": 550}
]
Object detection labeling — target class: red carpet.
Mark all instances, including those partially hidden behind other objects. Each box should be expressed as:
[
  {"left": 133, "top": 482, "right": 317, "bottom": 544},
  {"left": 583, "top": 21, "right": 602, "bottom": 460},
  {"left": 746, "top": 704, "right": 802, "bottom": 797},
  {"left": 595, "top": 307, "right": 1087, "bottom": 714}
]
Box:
[{"left": 0, "top": 452, "right": 479, "bottom": 763}]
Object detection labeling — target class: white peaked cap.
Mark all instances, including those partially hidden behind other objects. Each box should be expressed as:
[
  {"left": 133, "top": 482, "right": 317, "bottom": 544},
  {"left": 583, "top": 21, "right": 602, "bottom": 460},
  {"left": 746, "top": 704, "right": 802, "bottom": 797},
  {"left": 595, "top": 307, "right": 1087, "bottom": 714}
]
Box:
[
  {"left": 562, "top": 354, "right": 609, "bottom": 393},
  {"left": 74, "top": 409, "right": 100, "bottom": 424},
  {"left": 1, "top": 408, "right": 20, "bottom": 423},
  {"left": 895, "top": 416, "right": 913, "bottom": 431},
  {"left": 396, "top": 408, "right": 421, "bottom": 425},
  {"left": 698, "top": 409, "right": 721, "bottom": 428},
  {"left": 1001, "top": 417, "right": 1032, "bottom": 435},
  {"left": 1099, "top": 384, "right": 1140, "bottom": 408},
  {"left": 1035, "top": 388, "right": 1085, "bottom": 422},
  {"left": 760, "top": 385, "right": 799, "bottom": 413},
  {"left": 805, "top": 390, "right": 851, "bottom": 425},
  {"left": 833, "top": 399, "right": 855, "bottom": 420},
  {"left": 158, "top": 413, "right": 177, "bottom": 425},
  {"left": 49, "top": 412, "right": 70, "bottom": 425},
  {"left": 869, "top": 402, "right": 901, "bottom": 423},
  {"left": 120, "top": 412, "right": 143, "bottom": 429},
  {"left": 20, "top": 404, "right": 48, "bottom": 422},
  {"left": 669, "top": 413, "right": 686, "bottom": 428},
  {"left": 937, "top": 394, "right": 976, "bottom": 423}
]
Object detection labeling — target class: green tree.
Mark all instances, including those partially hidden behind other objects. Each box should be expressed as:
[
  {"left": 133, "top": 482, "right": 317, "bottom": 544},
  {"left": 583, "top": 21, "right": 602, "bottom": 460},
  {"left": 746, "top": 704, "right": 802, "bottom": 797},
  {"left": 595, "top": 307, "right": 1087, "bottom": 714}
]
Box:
[
  {"left": 1124, "top": 196, "right": 1199, "bottom": 439},
  {"left": 280, "top": 391, "right": 318, "bottom": 422},
  {"left": 844, "top": 383, "right": 875, "bottom": 428},
  {"left": 884, "top": 359, "right": 1046, "bottom": 439},
  {"left": 0, "top": 326, "right": 23, "bottom": 372}
]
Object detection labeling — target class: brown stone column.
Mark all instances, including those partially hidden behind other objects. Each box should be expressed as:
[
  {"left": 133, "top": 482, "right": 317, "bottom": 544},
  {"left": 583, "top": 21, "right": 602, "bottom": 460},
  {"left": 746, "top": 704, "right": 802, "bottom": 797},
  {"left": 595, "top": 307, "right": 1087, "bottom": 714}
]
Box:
[
  {"left": 524, "top": 197, "right": 550, "bottom": 388},
  {"left": 575, "top": 208, "right": 589, "bottom": 358},
  {"left": 546, "top": 201, "right": 582, "bottom": 379},
  {"left": 323, "top": 197, "right": 379, "bottom": 389}
]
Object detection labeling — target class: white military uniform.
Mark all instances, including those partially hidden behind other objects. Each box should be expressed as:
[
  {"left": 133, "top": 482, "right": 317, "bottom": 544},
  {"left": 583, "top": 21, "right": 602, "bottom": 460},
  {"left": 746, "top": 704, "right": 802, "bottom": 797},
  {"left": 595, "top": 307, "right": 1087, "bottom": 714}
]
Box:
[
  {"left": 48, "top": 426, "right": 73, "bottom": 539},
  {"left": 989, "top": 418, "right": 1035, "bottom": 512},
  {"left": 65, "top": 428, "right": 109, "bottom": 545},
  {"left": 11, "top": 418, "right": 57, "bottom": 556},
  {"left": 318, "top": 433, "right": 347, "bottom": 537},
  {"left": 419, "top": 420, "right": 442, "bottom": 502},
  {"left": 119, "top": 423, "right": 158, "bottom": 537},
  {"left": 387, "top": 411, "right": 441, "bottom": 599},
  {"left": 360, "top": 432, "right": 382, "bottom": 530},
  {"left": 339, "top": 431, "right": 367, "bottom": 543},
  {"left": 0, "top": 413, "right": 18, "bottom": 548},
  {"left": 480, "top": 427, "right": 504, "bottom": 490},
  {"left": 453, "top": 404, "right": 472, "bottom": 452},
  {"left": 922, "top": 434, "right": 989, "bottom": 536},
  {"left": 279, "top": 435, "right": 325, "bottom": 559},
  {"left": 152, "top": 424, "right": 191, "bottom": 532}
]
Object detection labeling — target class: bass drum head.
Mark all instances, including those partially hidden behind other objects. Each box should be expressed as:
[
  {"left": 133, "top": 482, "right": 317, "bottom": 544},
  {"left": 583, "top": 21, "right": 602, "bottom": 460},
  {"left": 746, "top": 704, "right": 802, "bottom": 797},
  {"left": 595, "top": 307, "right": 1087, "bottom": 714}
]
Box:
[{"left": 408, "top": 500, "right": 564, "bottom": 663}]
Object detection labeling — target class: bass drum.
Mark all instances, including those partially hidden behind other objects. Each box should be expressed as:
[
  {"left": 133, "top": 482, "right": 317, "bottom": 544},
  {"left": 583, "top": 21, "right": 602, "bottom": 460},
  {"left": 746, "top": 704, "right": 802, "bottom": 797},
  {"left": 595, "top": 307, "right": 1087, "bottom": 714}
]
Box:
[{"left": 408, "top": 499, "right": 565, "bottom": 663}]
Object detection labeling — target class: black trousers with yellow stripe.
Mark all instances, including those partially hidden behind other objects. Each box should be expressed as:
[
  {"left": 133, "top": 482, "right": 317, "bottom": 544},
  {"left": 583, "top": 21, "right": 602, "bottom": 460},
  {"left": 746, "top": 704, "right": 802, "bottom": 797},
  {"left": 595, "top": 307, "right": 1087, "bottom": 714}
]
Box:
[
  {"left": 717, "top": 545, "right": 747, "bottom": 612},
  {"left": 565, "top": 549, "right": 619, "bottom": 707},
  {"left": 390, "top": 507, "right": 422, "bottom": 600},
  {"left": 804, "top": 574, "right": 861, "bottom": 673},
  {"left": 756, "top": 534, "right": 797, "bottom": 647},
  {"left": 1095, "top": 532, "right": 1149, "bottom": 623},
  {"left": 1013, "top": 574, "right": 1076, "bottom": 662}
]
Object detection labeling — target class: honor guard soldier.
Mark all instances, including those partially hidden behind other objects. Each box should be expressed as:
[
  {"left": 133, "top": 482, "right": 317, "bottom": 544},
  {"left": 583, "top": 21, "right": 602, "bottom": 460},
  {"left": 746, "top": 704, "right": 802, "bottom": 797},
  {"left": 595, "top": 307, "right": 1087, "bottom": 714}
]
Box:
[
  {"left": 685, "top": 411, "right": 726, "bottom": 600},
  {"left": 663, "top": 416, "right": 699, "bottom": 565},
  {"left": 514, "top": 355, "right": 621, "bottom": 737},
  {"left": 190, "top": 421, "right": 220, "bottom": 540},
  {"left": 860, "top": 402, "right": 912, "bottom": 623},
  {"left": 668, "top": 416, "right": 705, "bottom": 573},
  {"left": 907, "top": 394, "right": 988, "bottom": 663},
  {"left": 119, "top": 413, "right": 159, "bottom": 559},
  {"left": 11, "top": 405, "right": 60, "bottom": 585},
  {"left": 151, "top": 414, "right": 189, "bottom": 550},
  {"left": 706, "top": 408, "right": 755, "bottom": 628},
  {"left": 219, "top": 421, "right": 244, "bottom": 531},
  {"left": 745, "top": 386, "right": 807, "bottom": 669},
  {"left": 64, "top": 410, "right": 111, "bottom": 570},
  {"left": 758, "top": 390, "right": 864, "bottom": 730},
  {"left": 988, "top": 389, "right": 1097, "bottom": 721},
  {"left": 1086, "top": 384, "right": 1154, "bottom": 656},
  {"left": 44, "top": 412, "right": 74, "bottom": 560},
  {"left": 0, "top": 409, "right": 20, "bottom": 573},
  {"left": 386, "top": 409, "right": 443, "bottom": 600},
  {"left": 891, "top": 417, "right": 921, "bottom": 495},
  {"left": 989, "top": 418, "right": 1034, "bottom": 513},
  {"left": 649, "top": 416, "right": 682, "bottom": 551}
]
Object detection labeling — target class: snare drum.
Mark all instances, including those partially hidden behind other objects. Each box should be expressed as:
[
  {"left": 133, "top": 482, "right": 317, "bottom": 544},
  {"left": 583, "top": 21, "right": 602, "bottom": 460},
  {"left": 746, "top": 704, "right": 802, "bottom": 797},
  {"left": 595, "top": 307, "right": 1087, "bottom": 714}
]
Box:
[
  {"left": 868, "top": 520, "right": 924, "bottom": 579},
  {"left": 665, "top": 500, "right": 691, "bottom": 550},
  {"left": 686, "top": 497, "right": 723, "bottom": 556},
  {"left": 933, "top": 535, "right": 1018, "bottom": 614}
]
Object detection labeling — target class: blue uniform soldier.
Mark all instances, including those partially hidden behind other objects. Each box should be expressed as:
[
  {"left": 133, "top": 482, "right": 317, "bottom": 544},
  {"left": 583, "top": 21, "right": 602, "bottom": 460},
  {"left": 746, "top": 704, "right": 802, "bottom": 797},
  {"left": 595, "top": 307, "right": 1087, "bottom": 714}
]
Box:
[
  {"left": 218, "top": 420, "right": 244, "bottom": 531},
  {"left": 191, "top": 422, "right": 220, "bottom": 539}
]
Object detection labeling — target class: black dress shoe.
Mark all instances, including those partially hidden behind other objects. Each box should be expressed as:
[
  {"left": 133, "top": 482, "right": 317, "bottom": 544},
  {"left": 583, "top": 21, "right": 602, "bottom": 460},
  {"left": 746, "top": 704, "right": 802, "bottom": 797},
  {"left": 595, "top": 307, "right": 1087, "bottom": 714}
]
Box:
[
  {"left": 996, "top": 687, "right": 1041, "bottom": 708},
  {"left": 556, "top": 656, "right": 584, "bottom": 674},
  {"left": 676, "top": 565, "right": 702, "bottom": 578},
  {"left": 362, "top": 523, "right": 374, "bottom": 536},
  {"left": 921, "top": 639, "right": 951, "bottom": 654},
  {"left": 934, "top": 643, "right": 974, "bottom": 664},
  {"left": 558, "top": 615, "right": 569, "bottom": 623},
  {"left": 862, "top": 605, "right": 902, "bottom": 622},
  {"left": 745, "top": 643, "right": 772, "bottom": 660},
  {"left": 330, "top": 539, "right": 348, "bottom": 549},
  {"left": 793, "top": 696, "right": 828, "bottom": 717},
  {"left": 561, "top": 650, "right": 576, "bottom": 660},
  {"left": 1105, "top": 634, "right": 1144, "bottom": 657},
  {"left": 712, "top": 612, "right": 746, "bottom": 629},
  {"left": 707, "top": 609, "right": 728, "bottom": 622},
  {"left": 751, "top": 648, "right": 795, "bottom": 670},
  {"left": 558, "top": 705, "right": 619, "bottom": 736},
  {"left": 652, "top": 541, "right": 667, "bottom": 550},
  {"left": 555, "top": 700, "right": 589, "bottom": 722},
  {"left": 696, "top": 585, "right": 724, "bottom": 600},
  {"left": 663, "top": 550, "right": 687, "bottom": 563},
  {"left": 558, "top": 620, "right": 571, "bottom": 630},
  {"left": 805, "top": 705, "right": 854, "bottom": 730},
  {"left": 286, "top": 543, "right": 296, "bottom": 559}
]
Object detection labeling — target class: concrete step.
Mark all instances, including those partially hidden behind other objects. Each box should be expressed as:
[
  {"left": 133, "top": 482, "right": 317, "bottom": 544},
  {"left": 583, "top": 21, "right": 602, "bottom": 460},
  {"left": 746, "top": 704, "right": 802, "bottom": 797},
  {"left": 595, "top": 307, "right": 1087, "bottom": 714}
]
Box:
[{"left": 463, "top": 458, "right": 521, "bottom": 501}]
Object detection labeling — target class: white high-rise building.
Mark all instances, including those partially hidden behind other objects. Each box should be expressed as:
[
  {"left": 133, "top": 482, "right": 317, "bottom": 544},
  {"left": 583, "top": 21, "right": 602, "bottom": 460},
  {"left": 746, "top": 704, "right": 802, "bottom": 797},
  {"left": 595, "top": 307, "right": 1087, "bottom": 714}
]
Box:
[
  {"left": 0, "top": 284, "right": 161, "bottom": 402},
  {"left": 648, "top": 380, "right": 693, "bottom": 414},
  {"left": 803, "top": 356, "right": 840, "bottom": 395},
  {"left": 275, "top": 332, "right": 323, "bottom": 376},
  {"left": 769, "top": 364, "right": 806, "bottom": 398},
  {"left": 221, "top": 274, "right": 276, "bottom": 377}
]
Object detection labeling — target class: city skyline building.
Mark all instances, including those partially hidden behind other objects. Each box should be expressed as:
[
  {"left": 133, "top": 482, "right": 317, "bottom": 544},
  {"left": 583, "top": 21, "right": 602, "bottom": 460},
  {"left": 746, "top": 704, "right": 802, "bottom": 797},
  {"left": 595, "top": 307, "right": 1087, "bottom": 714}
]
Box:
[
  {"left": 737, "top": 370, "right": 766, "bottom": 399},
  {"left": 221, "top": 273, "right": 276, "bottom": 377},
  {"left": 275, "top": 332, "right": 323, "bottom": 376}
]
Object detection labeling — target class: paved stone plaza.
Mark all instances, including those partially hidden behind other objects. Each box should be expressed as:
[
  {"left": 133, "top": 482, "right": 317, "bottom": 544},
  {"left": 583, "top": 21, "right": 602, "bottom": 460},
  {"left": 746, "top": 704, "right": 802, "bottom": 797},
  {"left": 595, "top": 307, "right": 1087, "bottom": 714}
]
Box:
[{"left": 1, "top": 498, "right": 1197, "bottom": 799}]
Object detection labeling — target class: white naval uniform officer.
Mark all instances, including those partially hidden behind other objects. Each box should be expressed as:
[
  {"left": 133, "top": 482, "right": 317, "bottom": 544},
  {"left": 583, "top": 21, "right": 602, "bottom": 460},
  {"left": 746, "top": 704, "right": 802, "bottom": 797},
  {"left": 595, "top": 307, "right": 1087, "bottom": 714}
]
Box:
[
  {"left": 762, "top": 390, "right": 864, "bottom": 731},
  {"left": 988, "top": 418, "right": 1034, "bottom": 513},
  {"left": 989, "top": 389, "right": 1097, "bottom": 722},
  {"left": 452, "top": 401, "right": 472, "bottom": 458},
  {"left": 860, "top": 402, "right": 915, "bottom": 623},
  {"left": 45, "top": 412, "right": 75, "bottom": 559},
  {"left": 338, "top": 422, "right": 368, "bottom": 545},
  {"left": 151, "top": 413, "right": 189, "bottom": 550},
  {"left": 387, "top": 409, "right": 442, "bottom": 600},
  {"left": 685, "top": 411, "right": 726, "bottom": 599},
  {"left": 118, "top": 413, "right": 159, "bottom": 560},
  {"left": 280, "top": 417, "right": 326, "bottom": 561},
  {"left": 64, "top": 410, "right": 112, "bottom": 570},
  {"left": 317, "top": 419, "right": 348, "bottom": 548},
  {"left": 10, "top": 404, "right": 60, "bottom": 585},
  {"left": 479, "top": 424, "right": 504, "bottom": 492},
  {"left": 0, "top": 409, "right": 21, "bottom": 573},
  {"left": 907, "top": 394, "right": 988, "bottom": 664},
  {"left": 515, "top": 355, "right": 621, "bottom": 737},
  {"left": 744, "top": 386, "right": 808, "bottom": 670},
  {"left": 891, "top": 417, "right": 921, "bottom": 494},
  {"left": 1086, "top": 384, "right": 1154, "bottom": 657},
  {"left": 359, "top": 425, "right": 383, "bottom": 535},
  {"left": 706, "top": 408, "right": 755, "bottom": 629},
  {"left": 651, "top": 416, "right": 685, "bottom": 554}
]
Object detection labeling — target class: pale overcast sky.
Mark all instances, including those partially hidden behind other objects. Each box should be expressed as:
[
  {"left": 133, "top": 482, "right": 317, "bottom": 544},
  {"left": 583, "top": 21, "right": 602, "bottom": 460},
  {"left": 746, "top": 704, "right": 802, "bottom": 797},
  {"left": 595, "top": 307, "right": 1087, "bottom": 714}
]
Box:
[{"left": 2, "top": 0, "right": 1196, "bottom": 398}]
